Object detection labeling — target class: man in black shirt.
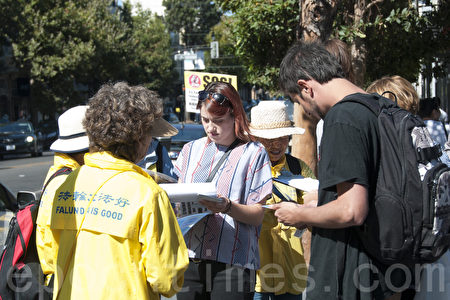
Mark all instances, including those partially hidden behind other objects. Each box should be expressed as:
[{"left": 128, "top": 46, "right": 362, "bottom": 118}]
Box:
[{"left": 273, "top": 41, "right": 406, "bottom": 299}]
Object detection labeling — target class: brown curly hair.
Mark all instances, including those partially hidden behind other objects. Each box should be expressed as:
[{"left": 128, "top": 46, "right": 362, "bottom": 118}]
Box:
[{"left": 83, "top": 82, "right": 163, "bottom": 162}]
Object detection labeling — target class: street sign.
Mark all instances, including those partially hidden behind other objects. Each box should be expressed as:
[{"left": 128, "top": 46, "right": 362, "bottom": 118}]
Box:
[
  {"left": 174, "top": 53, "right": 197, "bottom": 61},
  {"left": 210, "top": 41, "right": 219, "bottom": 59}
]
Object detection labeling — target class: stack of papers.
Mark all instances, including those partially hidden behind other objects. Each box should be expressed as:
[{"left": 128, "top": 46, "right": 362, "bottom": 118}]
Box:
[
  {"left": 274, "top": 175, "right": 319, "bottom": 192},
  {"left": 159, "top": 182, "right": 221, "bottom": 203}
]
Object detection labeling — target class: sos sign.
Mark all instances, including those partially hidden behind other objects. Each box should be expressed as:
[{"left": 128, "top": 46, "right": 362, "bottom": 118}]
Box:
[
  {"left": 184, "top": 71, "right": 237, "bottom": 90},
  {"left": 184, "top": 71, "right": 238, "bottom": 113}
]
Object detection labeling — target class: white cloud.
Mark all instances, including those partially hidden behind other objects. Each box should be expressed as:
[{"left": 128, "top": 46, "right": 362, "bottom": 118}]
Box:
[{"left": 129, "top": 0, "right": 165, "bottom": 16}]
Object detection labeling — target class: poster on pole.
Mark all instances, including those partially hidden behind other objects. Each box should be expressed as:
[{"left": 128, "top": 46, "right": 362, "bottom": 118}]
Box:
[{"left": 184, "top": 71, "right": 238, "bottom": 113}]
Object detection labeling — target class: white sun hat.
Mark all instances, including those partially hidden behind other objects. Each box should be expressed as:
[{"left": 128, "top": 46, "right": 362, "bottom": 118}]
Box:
[
  {"left": 249, "top": 101, "right": 305, "bottom": 139},
  {"left": 50, "top": 105, "right": 90, "bottom": 153}
]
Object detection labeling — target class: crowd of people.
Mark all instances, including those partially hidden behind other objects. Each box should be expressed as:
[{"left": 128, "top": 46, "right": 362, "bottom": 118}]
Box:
[{"left": 30, "top": 38, "right": 450, "bottom": 300}]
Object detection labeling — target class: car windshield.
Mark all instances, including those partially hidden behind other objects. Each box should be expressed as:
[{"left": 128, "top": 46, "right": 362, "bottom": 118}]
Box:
[{"left": 0, "top": 123, "right": 32, "bottom": 134}]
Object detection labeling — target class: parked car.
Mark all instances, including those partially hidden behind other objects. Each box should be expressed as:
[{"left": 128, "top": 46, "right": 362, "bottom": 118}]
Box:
[
  {"left": 0, "top": 182, "right": 17, "bottom": 246},
  {"left": 159, "top": 123, "right": 206, "bottom": 160},
  {"left": 0, "top": 121, "right": 44, "bottom": 160},
  {"left": 36, "top": 119, "right": 58, "bottom": 150}
]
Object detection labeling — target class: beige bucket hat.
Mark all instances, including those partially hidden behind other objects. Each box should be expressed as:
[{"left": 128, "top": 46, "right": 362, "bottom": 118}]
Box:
[
  {"left": 149, "top": 118, "right": 178, "bottom": 137},
  {"left": 250, "top": 101, "right": 305, "bottom": 139}
]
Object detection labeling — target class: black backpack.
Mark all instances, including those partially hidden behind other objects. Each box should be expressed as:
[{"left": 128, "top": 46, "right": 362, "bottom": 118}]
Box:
[
  {"left": 0, "top": 167, "right": 72, "bottom": 300},
  {"left": 339, "top": 94, "right": 450, "bottom": 266}
]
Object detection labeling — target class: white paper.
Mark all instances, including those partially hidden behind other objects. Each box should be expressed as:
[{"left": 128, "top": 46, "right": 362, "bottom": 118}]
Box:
[
  {"left": 159, "top": 182, "right": 221, "bottom": 203},
  {"left": 274, "top": 175, "right": 319, "bottom": 192},
  {"left": 177, "top": 213, "right": 210, "bottom": 236}
]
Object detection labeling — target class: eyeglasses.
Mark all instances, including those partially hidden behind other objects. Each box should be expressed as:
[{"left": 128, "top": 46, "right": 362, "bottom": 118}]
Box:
[{"left": 198, "top": 90, "right": 229, "bottom": 105}]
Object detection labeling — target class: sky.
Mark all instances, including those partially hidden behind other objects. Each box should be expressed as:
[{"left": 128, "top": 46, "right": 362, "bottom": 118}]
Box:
[{"left": 129, "top": 0, "right": 165, "bottom": 16}]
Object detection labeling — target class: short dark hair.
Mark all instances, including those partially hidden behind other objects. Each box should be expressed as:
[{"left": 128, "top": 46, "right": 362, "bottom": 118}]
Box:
[
  {"left": 84, "top": 82, "right": 163, "bottom": 162},
  {"left": 418, "top": 97, "right": 440, "bottom": 118},
  {"left": 279, "top": 40, "right": 345, "bottom": 95},
  {"left": 324, "top": 39, "right": 355, "bottom": 83}
]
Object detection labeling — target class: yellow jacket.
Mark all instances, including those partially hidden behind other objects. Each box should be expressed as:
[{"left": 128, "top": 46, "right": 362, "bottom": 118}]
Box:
[
  {"left": 255, "top": 155, "right": 315, "bottom": 295},
  {"left": 37, "top": 153, "right": 81, "bottom": 278},
  {"left": 42, "top": 153, "right": 81, "bottom": 186},
  {"left": 37, "top": 152, "right": 188, "bottom": 299}
]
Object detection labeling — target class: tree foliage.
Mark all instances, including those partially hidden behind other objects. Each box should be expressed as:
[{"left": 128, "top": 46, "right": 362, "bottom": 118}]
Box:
[
  {"left": 218, "top": 0, "right": 300, "bottom": 91},
  {"left": 0, "top": 0, "right": 175, "bottom": 115},
  {"left": 203, "top": 16, "right": 248, "bottom": 88},
  {"left": 217, "top": 0, "right": 448, "bottom": 91},
  {"left": 333, "top": 0, "right": 445, "bottom": 86},
  {"left": 162, "top": 0, "right": 222, "bottom": 46},
  {"left": 126, "top": 7, "right": 178, "bottom": 97}
]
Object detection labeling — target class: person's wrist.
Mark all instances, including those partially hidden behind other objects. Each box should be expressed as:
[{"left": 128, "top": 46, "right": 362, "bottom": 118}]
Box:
[{"left": 222, "top": 198, "right": 232, "bottom": 214}]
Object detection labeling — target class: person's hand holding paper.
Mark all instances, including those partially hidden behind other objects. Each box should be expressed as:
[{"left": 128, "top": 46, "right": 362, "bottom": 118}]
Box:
[{"left": 198, "top": 195, "right": 231, "bottom": 214}]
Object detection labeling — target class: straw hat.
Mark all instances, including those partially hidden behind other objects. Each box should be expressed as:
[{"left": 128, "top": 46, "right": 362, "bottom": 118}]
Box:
[
  {"left": 50, "top": 105, "right": 90, "bottom": 153},
  {"left": 149, "top": 118, "right": 178, "bottom": 137},
  {"left": 249, "top": 101, "right": 305, "bottom": 139}
]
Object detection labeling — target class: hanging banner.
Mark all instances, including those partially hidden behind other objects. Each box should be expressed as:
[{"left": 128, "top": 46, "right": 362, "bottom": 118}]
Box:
[{"left": 184, "top": 71, "right": 238, "bottom": 113}]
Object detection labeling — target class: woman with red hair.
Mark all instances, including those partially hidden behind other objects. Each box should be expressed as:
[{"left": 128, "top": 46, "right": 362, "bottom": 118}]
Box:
[{"left": 175, "top": 81, "right": 273, "bottom": 300}]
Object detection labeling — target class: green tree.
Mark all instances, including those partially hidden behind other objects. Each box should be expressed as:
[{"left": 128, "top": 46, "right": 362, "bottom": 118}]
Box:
[
  {"left": 0, "top": 0, "right": 132, "bottom": 114},
  {"left": 126, "top": 7, "right": 177, "bottom": 97},
  {"left": 0, "top": 0, "right": 177, "bottom": 116},
  {"left": 162, "top": 0, "right": 222, "bottom": 46},
  {"left": 203, "top": 16, "right": 248, "bottom": 88},
  {"left": 218, "top": 0, "right": 448, "bottom": 90},
  {"left": 219, "top": 0, "right": 300, "bottom": 91}
]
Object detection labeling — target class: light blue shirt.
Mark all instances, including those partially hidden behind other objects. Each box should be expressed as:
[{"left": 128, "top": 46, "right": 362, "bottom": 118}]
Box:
[{"left": 137, "top": 139, "right": 177, "bottom": 179}]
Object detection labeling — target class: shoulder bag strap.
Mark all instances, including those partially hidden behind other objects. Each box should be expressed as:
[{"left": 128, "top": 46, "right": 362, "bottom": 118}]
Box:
[
  {"left": 206, "top": 139, "right": 241, "bottom": 182},
  {"left": 285, "top": 154, "right": 302, "bottom": 175}
]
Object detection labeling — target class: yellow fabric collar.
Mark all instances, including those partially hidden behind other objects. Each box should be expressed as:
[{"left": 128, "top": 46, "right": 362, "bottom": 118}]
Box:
[
  {"left": 84, "top": 151, "right": 150, "bottom": 178},
  {"left": 53, "top": 153, "right": 81, "bottom": 170},
  {"left": 271, "top": 155, "right": 287, "bottom": 178}
]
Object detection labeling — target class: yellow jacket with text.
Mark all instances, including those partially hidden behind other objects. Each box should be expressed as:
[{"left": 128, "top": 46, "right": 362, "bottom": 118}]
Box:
[
  {"left": 36, "top": 151, "right": 188, "bottom": 299},
  {"left": 36, "top": 153, "right": 81, "bottom": 278},
  {"left": 255, "top": 154, "right": 315, "bottom": 295}
]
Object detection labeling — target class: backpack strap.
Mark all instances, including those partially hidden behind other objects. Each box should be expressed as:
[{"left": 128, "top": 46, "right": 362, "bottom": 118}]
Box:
[
  {"left": 417, "top": 144, "right": 442, "bottom": 164},
  {"left": 441, "top": 120, "right": 449, "bottom": 138},
  {"left": 40, "top": 167, "right": 73, "bottom": 201},
  {"left": 338, "top": 93, "right": 397, "bottom": 117},
  {"left": 43, "top": 167, "right": 72, "bottom": 191},
  {"left": 285, "top": 154, "right": 302, "bottom": 175}
]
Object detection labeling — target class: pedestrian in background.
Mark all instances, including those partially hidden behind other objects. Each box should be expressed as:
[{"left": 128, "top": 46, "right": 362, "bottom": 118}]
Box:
[
  {"left": 174, "top": 81, "right": 272, "bottom": 300},
  {"left": 249, "top": 101, "right": 316, "bottom": 300},
  {"left": 366, "top": 75, "right": 419, "bottom": 114},
  {"left": 39, "top": 82, "right": 188, "bottom": 299},
  {"left": 419, "top": 97, "right": 448, "bottom": 149},
  {"left": 36, "top": 105, "right": 90, "bottom": 286}
]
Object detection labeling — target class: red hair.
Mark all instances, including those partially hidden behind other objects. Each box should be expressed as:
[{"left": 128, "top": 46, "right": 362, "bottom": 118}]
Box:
[{"left": 197, "top": 81, "right": 251, "bottom": 142}]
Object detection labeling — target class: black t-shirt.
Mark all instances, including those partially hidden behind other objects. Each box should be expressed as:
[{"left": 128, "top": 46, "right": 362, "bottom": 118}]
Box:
[{"left": 307, "top": 93, "right": 406, "bottom": 300}]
